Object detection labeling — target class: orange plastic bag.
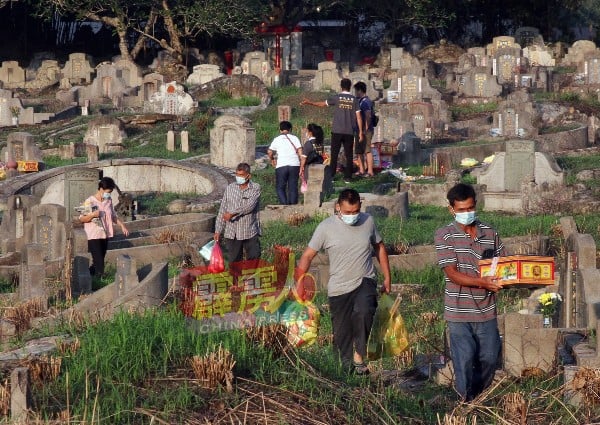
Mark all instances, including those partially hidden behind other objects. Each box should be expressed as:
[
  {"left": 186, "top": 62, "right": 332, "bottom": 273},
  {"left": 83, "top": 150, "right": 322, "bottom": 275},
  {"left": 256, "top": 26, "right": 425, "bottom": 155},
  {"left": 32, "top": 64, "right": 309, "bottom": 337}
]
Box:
[{"left": 208, "top": 241, "right": 225, "bottom": 273}]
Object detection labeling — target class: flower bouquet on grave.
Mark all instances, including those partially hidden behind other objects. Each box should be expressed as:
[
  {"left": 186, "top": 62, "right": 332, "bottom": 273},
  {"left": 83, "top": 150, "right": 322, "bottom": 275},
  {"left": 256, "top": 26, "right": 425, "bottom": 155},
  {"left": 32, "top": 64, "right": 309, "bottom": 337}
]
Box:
[{"left": 538, "top": 292, "right": 562, "bottom": 327}]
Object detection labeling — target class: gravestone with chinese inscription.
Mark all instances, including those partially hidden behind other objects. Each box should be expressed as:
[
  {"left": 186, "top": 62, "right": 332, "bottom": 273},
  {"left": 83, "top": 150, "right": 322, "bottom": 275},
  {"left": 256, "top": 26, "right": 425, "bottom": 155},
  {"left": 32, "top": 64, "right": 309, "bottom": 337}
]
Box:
[
  {"left": 140, "top": 73, "right": 164, "bottom": 104},
  {"left": 486, "top": 36, "right": 521, "bottom": 57},
  {"left": 563, "top": 40, "right": 598, "bottom": 69},
  {"left": 458, "top": 67, "right": 502, "bottom": 97},
  {"left": 64, "top": 168, "right": 101, "bottom": 221},
  {"left": 514, "top": 27, "right": 542, "bottom": 47},
  {"left": 210, "top": 115, "right": 256, "bottom": 168},
  {"left": 61, "top": 53, "right": 94, "bottom": 85},
  {"left": 22, "top": 203, "right": 68, "bottom": 263},
  {"left": 478, "top": 140, "right": 564, "bottom": 192},
  {"left": 145, "top": 81, "right": 194, "bottom": 115},
  {"left": 19, "top": 243, "right": 48, "bottom": 308},
  {"left": 80, "top": 59, "right": 143, "bottom": 108},
  {"left": 348, "top": 71, "right": 379, "bottom": 100},
  {"left": 241, "top": 51, "right": 272, "bottom": 85},
  {"left": 0, "top": 194, "right": 38, "bottom": 254},
  {"left": 277, "top": 105, "right": 291, "bottom": 122},
  {"left": 493, "top": 48, "right": 521, "bottom": 85},
  {"left": 82, "top": 117, "right": 126, "bottom": 153},
  {"left": 492, "top": 91, "right": 537, "bottom": 138},
  {"left": 312, "top": 61, "right": 341, "bottom": 91}
]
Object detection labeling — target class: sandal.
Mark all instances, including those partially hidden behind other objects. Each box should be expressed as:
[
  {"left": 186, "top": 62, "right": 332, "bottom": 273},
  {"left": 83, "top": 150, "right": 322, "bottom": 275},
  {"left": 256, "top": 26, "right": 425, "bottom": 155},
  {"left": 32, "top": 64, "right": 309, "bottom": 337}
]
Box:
[
  {"left": 353, "top": 362, "right": 370, "bottom": 375},
  {"left": 354, "top": 171, "right": 365, "bottom": 177}
]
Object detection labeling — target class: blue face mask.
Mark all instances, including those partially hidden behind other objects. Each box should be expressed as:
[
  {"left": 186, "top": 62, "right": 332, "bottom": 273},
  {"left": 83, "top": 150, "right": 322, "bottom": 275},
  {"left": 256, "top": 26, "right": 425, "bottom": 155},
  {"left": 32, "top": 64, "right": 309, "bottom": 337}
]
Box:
[
  {"left": 340, "top": 213, "right": 360, "bottom": 226},
  {"left": 454, "top": 211, "right": 476, "bottom": 225},
  {"left": 102, "top": 192, "right": 111, "bottom": 200},
  {"left": 235, "top": 176, "right": 248, "bottom": 185}
]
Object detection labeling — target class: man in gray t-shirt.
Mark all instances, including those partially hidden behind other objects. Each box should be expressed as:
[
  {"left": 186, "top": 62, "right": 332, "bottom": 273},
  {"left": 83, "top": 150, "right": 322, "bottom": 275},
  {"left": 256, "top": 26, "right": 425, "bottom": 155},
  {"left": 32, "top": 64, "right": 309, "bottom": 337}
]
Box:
[{"left": 297, "top": 189, "right": 391, "bottom": 374}]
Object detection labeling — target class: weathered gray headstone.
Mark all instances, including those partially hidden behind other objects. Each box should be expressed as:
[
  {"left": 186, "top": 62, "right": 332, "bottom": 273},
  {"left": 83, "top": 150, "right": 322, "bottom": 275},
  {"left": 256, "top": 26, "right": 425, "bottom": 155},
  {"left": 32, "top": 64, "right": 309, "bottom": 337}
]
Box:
[
  {"left": 181, "top": 130, "right": 190, "bottom": 153},
  {"left": 167, "top": 130, "right": 175, "bottom": 151},
  {"left": 210, "top": 115, "right": 256, "bottom": 168},
  {"left": 0, "top": 194, "right": 38, "bottom": 253},
  {"left": 64, "top": 168, "right": 101, "bottom": 222},
  {"left": 115, "top": 255, "right": 139, "bottom": 298},
  {"left": 19, "top": 243, "right": 48, "bottom": 307},
  {"left": 277, "top": 105, "right": 291, "bottom": 122},
  {"left": 10, "top": 367, "right": 31, "bottom": 423}
]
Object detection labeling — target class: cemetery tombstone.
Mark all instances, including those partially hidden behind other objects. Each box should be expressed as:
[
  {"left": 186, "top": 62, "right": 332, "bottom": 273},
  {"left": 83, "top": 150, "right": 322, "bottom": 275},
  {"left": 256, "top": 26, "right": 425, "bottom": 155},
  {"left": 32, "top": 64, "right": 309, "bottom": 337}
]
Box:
[
  {"left": 504, "top": 140, "right": 535, "bottom": 191},
  {"left": 186, "top": 64, "right": 224, "bottom": 85},
  {"left": 514, "top": 27, "right": 542, "bottom": 47},
  {"left": 241, "top": 51, "right": 272, "bottom": 85},
  {"left": 61, "top": 53, "right": 94, "bottom": 84},
  {"left": 181, "top": 130, "right": 190, "bottom": 153},
  {"left": 24, "top": 203, "right": 68, "bottom": 263},
  {"left": 167, "top": 130, "right": 175, "bottom": 151},
  {"left": 277, "top": 105, "right": 291, "bottom": 122},
  {"left": 1, "top": 132, "right": 44, "bottom": 171},
  {"left": 115, "top": 255, "right": 139, "bottom": 298},
  {"left": 145, "top": 81, "right": 194, "bottom": 115},
  {"left": 493, "top": 91, "right": 537, "bottom": 138},
  {"left": 0, "top": 194, "right": 38, "bottom": 253},
  {"left": 562, "top": 40, "right": 598, "bottom": 68},
  {"left": 0, "top": 61, "right": 25, "bottom": 86},
  {"left": 19, "top": 243, "right": 48, "bottom": 307},
  {"left": 63, "top": 168, "right": 101, "bottom": 222},
  {"left": 584, "top": 53, "right": 600, "bottom": 85},
  {"left": 459, "top": 67, "right": 502, "bottom": 97},
  {"left": 210, "top": 115, "right": 256, "bottom": 168},
  {"left": 83, "top": 117, "right": 126, "bottom": 153},
  {"left": 312, "top": 61, "right": 341, "bottom": 91}
]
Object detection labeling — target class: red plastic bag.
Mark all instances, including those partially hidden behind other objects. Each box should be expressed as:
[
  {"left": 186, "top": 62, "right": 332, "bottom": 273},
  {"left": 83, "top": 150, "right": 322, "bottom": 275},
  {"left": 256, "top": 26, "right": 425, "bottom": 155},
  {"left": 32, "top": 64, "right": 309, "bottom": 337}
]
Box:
[{"left": 208, "top": 241, "right": 225, "bottom": 273}]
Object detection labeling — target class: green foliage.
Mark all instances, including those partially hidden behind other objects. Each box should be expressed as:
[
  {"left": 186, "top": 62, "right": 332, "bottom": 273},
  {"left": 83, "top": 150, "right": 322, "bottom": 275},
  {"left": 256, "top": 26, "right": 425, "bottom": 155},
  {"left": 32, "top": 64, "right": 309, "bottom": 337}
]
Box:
[
  {"left": 43, "top": 156, "right": 88, "bottom": 169},
  {"left": 449, "top": 102, "right": 498, "bottom": 121},
  {"left": 135, "top": 192, "right": 198, "bottom": 216}
]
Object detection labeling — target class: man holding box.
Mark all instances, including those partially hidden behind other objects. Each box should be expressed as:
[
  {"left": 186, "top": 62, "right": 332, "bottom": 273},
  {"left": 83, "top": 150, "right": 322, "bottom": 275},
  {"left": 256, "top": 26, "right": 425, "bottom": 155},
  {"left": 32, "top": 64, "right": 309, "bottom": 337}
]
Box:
[{"left": 434, "top": 183, "right": 506, "bottom": 402}]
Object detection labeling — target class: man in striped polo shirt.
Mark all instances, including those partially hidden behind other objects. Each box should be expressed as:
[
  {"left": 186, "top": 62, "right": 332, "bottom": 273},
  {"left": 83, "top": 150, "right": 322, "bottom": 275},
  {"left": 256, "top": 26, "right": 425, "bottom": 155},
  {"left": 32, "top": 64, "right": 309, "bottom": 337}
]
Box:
[{"left": 434, "top": 183, "right": 506, "bottom": 402}]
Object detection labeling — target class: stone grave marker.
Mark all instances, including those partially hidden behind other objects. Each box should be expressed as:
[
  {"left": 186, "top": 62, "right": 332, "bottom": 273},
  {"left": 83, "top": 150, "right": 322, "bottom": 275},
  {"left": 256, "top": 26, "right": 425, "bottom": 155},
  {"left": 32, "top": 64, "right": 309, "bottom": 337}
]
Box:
[
  {"left": 210, "top": 115, "right": 256, "bottom": 168},
  {"left": 64, "top": 168, "right": 101, "bottom": 221},
  {"left": 1, "top": 132, "right": 44, "bottom": 170},
  {"left": 0, "top": 194, "right": 38, "bottom": 253},
  {"left": 459, "top": 67, "right": 502, "bottom": 97},
  {"left": 504, "top": 140, "right": 535, "bottom": 191},
  {"left": 25, "top": 204, "right": 68, "bottom": 262},
  {"left": 563, "top": 40, "right": 598, "bottom": 67},
  {"left": 61, "top": 53, "right": 94, "bottom": 84},
  {"left": 523, "top": 45, "right": 555, "bottom": 67},
  {"left": 514, "top": 27, "right": 541, "bottom": 47},
  {"left": 19, "top": 243, "right": 48, "bottom": 307},
  {"left": 486, "top": 36, "right": 521, "bottom": 57},
  {"left": 408, "top": 102, "right": 434, "bottom": 141},
  {"left": 86, "top": 144, "right": 99, "bottom": 162},
  {"left": 181, "top": 130, "right": 190, "bottom": 153},
  {"left": 0, "top": 61, "right": 25, "bottom": 86},
  {"left": 186, "top": 64, "right": 224, "bottom": 85},
  {"left": 241, "top": 51, "right": 272, "bottom": 85},
  {"left": 115, "top": 255, "right": 139, "bottom": 298},
  {"left": 145, "top": 81, "right": 194, "bottom": 115},
  {"left": 167, "top": 130, "right": 175, "bottom": 151},
  {"left": 585, "top": 53, "right": 600, "bottom": 85},
  {"left": 83, "top": 117, "right": 126, "bottom": 153},
  {"left": 492, "top": 91, "right": 537, "bottom": 138},
  {"left": 10, "top": 367, "right": 31, "bottom": 423},
  {"left": 312, "top": 61, "right": 341, "bottom": 91},
  {"left": 277, "top": 105, "right": 291, "bottom": 122},
  {"left": 141, "top": 73, "right": 164, "bottom": 103},
  {"left": 494, "top": 50, "right": 520, "bottom": 85},
  {"left": 303, "top": 164, "right": 333, "bottom": 210}
]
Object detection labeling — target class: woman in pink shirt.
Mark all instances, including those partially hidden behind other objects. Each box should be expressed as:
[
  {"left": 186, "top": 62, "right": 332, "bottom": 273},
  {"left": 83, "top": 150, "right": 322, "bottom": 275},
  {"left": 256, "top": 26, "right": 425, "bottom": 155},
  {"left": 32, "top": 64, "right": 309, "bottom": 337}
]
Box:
[{"left": 79, "top": 177, "right": 129, "bottom": 277}]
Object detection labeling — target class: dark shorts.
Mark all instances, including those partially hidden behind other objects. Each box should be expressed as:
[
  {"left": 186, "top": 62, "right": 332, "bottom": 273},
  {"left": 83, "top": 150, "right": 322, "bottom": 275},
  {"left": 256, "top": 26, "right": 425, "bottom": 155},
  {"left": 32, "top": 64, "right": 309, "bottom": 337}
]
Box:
[{"left": 354, "top": 131, "right": 373, "bottom": 155}]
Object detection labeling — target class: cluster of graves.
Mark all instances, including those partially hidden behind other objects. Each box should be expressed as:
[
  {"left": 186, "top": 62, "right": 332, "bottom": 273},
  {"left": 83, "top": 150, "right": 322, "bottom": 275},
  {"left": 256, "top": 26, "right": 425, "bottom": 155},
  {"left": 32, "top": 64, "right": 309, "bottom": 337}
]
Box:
[{"left": 1, "top": 30, "right": 600, "bottom": 416}]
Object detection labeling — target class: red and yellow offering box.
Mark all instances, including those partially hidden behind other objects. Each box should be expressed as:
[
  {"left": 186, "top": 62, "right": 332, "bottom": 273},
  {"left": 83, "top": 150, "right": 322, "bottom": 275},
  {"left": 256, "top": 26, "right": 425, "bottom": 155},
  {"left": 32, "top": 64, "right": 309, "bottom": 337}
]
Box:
[{"left": 479, "top": 255, "right": 555, "bottom": 287}]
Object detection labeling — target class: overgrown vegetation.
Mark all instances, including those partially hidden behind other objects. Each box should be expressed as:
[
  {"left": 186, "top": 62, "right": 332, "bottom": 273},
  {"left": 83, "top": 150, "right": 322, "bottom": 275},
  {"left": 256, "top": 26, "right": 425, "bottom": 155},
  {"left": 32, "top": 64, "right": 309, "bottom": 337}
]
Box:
[{"left": 449, "top": 102, "right": 498, "bottom": 121}]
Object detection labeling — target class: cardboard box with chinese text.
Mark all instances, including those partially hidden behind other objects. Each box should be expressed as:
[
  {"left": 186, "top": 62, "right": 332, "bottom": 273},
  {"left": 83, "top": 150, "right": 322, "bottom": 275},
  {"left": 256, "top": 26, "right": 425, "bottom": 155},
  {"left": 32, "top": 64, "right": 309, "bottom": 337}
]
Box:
[{"left": 479, "top": 255, "right": 555, "bottom": 287}]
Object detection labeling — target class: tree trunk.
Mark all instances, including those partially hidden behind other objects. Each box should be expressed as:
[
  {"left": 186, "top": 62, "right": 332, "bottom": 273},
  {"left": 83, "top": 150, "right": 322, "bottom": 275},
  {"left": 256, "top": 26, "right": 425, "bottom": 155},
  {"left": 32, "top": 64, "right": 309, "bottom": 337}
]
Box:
[
  {"left": 161, "top": 0, "right": 184, "bottom": 63},
  {"left": 131, "top": 11, "right": 157, "bottom": 60}
]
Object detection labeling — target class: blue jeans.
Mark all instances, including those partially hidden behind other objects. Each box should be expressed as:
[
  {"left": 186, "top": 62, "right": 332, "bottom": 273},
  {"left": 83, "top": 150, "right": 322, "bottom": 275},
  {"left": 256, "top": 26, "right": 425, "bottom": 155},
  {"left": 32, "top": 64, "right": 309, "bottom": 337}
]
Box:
[
  {"left": 275, "top": 165, "right": 300, "bottom": 205},
  {"left": 447, "top": 319, "right": 500, "bottom": 401}
]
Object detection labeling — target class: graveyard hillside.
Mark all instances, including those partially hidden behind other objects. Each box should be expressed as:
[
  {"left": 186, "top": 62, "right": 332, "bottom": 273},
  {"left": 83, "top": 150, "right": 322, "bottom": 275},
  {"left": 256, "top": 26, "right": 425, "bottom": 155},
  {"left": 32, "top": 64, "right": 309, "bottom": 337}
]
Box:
[{"left": 2, "top": 11, "right": 600, "bottom": 422}]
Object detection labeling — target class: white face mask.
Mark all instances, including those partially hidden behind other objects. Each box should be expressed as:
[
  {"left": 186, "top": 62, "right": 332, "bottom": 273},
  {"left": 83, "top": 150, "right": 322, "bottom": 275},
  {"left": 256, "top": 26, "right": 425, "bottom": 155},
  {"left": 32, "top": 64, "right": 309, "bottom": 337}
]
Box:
[
  {"left": 454, "top": 211, "right": 476, "bottom": 225},
  {"left": 340, "top": 213, "right": 360, "bottom": 226},
  {"left": 102, "top": 192, "right": 111, "bottom": 201},
  {"left": 235, "top": 176, "right": 248, "bottom": 185}
]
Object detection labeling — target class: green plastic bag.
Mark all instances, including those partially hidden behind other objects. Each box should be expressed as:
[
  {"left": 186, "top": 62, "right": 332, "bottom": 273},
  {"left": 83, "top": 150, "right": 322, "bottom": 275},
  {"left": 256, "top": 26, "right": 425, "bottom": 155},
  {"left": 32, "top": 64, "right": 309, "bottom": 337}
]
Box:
[{"left": 367, "top": 294, "right": 409, "bottom": 361}]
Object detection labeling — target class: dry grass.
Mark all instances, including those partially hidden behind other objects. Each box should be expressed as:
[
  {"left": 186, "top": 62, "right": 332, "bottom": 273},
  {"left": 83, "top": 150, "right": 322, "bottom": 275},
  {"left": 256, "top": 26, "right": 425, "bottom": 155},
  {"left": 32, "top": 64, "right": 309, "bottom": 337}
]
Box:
[
  {"left": 56, "top": 337, "right": 81, "bottom": 356},
  {"left": 565, "top": 367, "right": 600, "bottom": 407},
  {"left": 0, "top": 379, "right": 9, "bottom": 416},
  {"left": 26, "top": 355, "right": 62, "bottom": 384},
  {"left": 189, "top": 345, "right": 235, "bottom": 392},
  {"left": 154, "top": 229, "right": 189, "bottom": 244},
  {"left": 501, "top": 392, "right": 528, "bottom": 424},
  {"left": 286, "top": 212, "right": 309, "bottom": 227},
  {"left": 3, "top": 298, "right": 46, "bottom": 334},
  {"left": 245, "top": 323, "right": 289, "bottom": 356}
]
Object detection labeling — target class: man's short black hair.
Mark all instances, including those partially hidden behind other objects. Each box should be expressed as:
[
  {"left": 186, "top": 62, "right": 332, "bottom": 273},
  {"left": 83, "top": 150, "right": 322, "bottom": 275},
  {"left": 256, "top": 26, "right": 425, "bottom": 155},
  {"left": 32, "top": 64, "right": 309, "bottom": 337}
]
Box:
[
  {"left": 447, "top": 183, "right": 476, "bottom": 207},
  {"left": 340, "top": 78, "right": 352, "bottom": 91},
  {"left": 337, "top": 188, "right": 361, "bottom": 205},
  {"left": 354, "top": 81, "right": 367, "bottom": 93},
  {"left": 279, "top": 121, "right": 292, "bottom": 131},
  {"left": 236, "top": 163, "right": 251, "bottom": 174}
]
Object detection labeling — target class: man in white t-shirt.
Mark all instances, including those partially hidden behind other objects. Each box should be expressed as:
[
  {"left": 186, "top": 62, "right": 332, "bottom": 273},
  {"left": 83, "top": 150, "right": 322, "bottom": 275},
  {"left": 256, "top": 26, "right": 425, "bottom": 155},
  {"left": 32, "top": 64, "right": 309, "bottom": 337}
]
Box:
[{"left": 267, "top": 121, "right": 304, "bottom": 205}]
